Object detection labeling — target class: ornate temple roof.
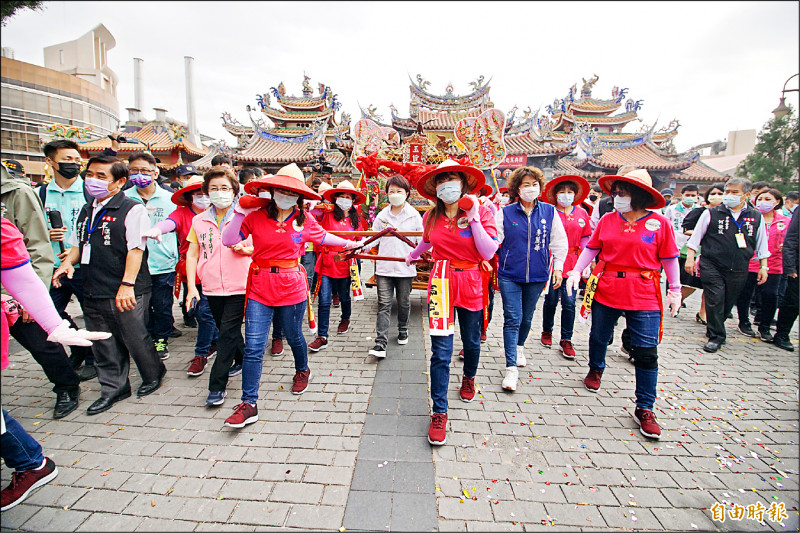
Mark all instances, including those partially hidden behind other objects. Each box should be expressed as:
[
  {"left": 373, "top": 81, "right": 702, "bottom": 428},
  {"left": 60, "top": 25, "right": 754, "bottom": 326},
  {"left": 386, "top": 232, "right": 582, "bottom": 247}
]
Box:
[
  {"left": 679, "top": 160, "right": 728, "bottom": 182},
  {"left": 504, "top": 132, "right": 572, "bottom": 156},
  {"left": 262, "top": 106, "right": 335, "bottom": 122},
  {"left": 584, "top": 144, "right": 695, "bottom": 171},
  {"left": 78, "top": 122, "right": 207, "bottom": 157},
  {"left": 393, "top": 108, "right": 482, "bottom": 132},
  {"left": 409, "top": 74, "right": 492, "bottom": 110}
]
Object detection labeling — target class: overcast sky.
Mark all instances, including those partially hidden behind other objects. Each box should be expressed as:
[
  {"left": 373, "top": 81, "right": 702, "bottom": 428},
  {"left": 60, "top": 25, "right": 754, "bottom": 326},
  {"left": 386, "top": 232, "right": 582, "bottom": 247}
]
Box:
[{"left": 2, "top": 1, "right": 798, "bottom": 152}]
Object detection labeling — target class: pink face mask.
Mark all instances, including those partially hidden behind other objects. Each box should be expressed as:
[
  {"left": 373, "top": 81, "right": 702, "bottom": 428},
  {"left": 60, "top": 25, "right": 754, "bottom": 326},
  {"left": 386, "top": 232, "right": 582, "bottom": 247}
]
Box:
[{"left": 84, "top": 177, "right": 112, "bottom": 199}]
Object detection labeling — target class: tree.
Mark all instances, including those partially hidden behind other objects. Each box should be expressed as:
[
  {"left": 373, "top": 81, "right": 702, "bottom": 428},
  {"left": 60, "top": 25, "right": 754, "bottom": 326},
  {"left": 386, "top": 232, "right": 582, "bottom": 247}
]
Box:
[
  {"left": 1, "top": 1, "right": 44, "bottom": 26},
  {"left": 737, "top": 106, "right": 799, "bottom": 194}
]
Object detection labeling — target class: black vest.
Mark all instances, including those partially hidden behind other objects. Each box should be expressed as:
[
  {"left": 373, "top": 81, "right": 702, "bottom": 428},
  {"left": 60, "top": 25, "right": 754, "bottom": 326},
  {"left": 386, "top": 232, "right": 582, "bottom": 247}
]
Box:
[
  {"left": 75, "top": 192, "right": 151, "bottom": 299},
  {"left": 700, "top": 204, "right": 761, "bottom": 272},
  {"left": 598, "top": 196, "right": 614, "bottom": 217}
]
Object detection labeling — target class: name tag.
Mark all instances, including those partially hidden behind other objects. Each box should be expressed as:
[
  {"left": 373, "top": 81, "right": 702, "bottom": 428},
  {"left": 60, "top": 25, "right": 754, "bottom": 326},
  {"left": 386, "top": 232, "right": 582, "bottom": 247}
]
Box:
[
  {"left": 735, "top": 233, "right": 747, "bottom": 248},
  {"left": 81, "top": 243, "right": 91, "bottom": 264}
]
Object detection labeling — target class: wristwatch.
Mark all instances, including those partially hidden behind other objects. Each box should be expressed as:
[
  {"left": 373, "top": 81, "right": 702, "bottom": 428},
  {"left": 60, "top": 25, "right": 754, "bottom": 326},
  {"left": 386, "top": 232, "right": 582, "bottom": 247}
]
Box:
[{"left": 759, "top": 266, "right": 769, "bottom": 271}]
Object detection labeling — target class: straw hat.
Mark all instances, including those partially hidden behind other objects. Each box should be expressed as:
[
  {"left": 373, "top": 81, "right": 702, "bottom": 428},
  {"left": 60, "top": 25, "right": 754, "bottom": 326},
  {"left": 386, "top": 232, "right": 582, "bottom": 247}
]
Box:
[
  {"left": 244, "top": 163, "right": 320, "bottom": 200},
  {"left": 317, "top": 181, "right": 333, "bottom": 194},
  {"left": 414, "top": 159, "right": 486, "bottom": 201},
  {"left": 171, "top": 175, "right": 205, "bottom": 206},
  {"left": 322, "top": 179, "right": 367, "bottom": 205},
  {"left": 542, "top": 174, "right": 591, "bottom": 206},
  {"left": 598, "top": 169, "right": 666, "bottom": 210}
]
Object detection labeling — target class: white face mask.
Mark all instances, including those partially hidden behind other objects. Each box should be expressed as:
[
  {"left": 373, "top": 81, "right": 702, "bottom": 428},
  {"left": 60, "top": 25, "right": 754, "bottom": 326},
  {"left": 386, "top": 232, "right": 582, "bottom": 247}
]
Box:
[
  {"left": 614, "top": 196, "right": 632, "bottom": 213},
  {"left": 557, "top": 192, "right": 575, "bottom": 207},
  {"left": 336, "top": 197, "right": 353, "bottom": 211},
  {"left": 498, "top": 196, "right": 510, "bottom": 206},
  {"left": 436, "top": 181, "right": 462, "bottom": 205},
  {"left": 387, "top": 192, "right": 406, "bottom": 207},
  {"left": 192, "top": 195, "right": 211, "bottom": 210},
  {"left": 258, "top": 191, "right": 272, "bottom": 199},
  {"left": 519, "top": 185, "right": 540, "bottom": 203},
  {"left": 273, "top": 190, "right": 299, "bottom": 210},
  {"left": 209, "top": 190, "right": 234, "bottom": 209}
]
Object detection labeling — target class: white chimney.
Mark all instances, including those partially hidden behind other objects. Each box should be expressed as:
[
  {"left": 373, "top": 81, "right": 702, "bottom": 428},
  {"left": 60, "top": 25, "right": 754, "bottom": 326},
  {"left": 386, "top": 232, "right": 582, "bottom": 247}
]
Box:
[
  {"left": 184, "top": 56, "right": 199, "bottom": 146},
  {"left": 1, "top": 47, "right": 14, "bottom": 59},
  {"left": 126, "top": 107, "right": 142, "bottom": 124},
  {"left": 133, "top": 57, "right": 144, "bottom": 122},
  {"left": 154, "top": 108, "right": 167, "bottom": 123}
]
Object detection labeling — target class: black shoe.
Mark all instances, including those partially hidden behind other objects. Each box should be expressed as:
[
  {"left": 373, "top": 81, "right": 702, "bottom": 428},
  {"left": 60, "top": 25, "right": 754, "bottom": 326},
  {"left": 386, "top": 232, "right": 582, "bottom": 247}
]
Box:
[
  {"left": 397, "top": 331, "right": 409, "bottom": 345},
  {"left": 183, "top": 315, "right": 197, "bottom": 328},
  {"left": 368, "top": 344, "right": 387, "bottom": 359},
  {"left": 76, "top": 364, "right": 97, "bottom": 382},
  {"left": 726, "top": 312, "right": 733, "bottom": 319},
  {"left": 773, "top": 336, "right": 795, "bottom": 352},
  {"left": 695, "top": 313, "right": 707, "bottom": 325},
  {"left": 703, "top": 340, "right": 722, "bottom": 353},
  {"left": 86, "top": 388, "right": 131, "bottom": 415},
  {"left": 168, "top": 327, "right": 182, "bottom": 338},
  {"left": 154, "top": 338, "right": 169, "bottom": 361},
  {"left": 137, "top": 364, "right": 167, "bottom": 397},
  {"left": 53, "top": 390, "right": 79, "bottom": 419},
  {"left": 759, "top": 330, "right": 774, "bottom": 343},
  {"left": 68, "top": 352, "right": 85, "bottom": 371},
  {"left": 738, "top": 324, "right": 756, "bottom": 337}
]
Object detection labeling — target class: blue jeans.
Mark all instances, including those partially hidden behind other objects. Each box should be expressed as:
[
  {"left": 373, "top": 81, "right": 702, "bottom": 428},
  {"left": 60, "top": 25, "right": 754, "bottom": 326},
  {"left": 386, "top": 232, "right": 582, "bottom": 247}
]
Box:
[
  {"left": 498, "top": 277, "right": 546, "bottom": 367},
  {"left": 430, "top": 307, "right": 482, "bottom": 414},
  {"left": 242, "top": 299, "right": 308, "bottom": 404},
  {"left": 1, "top": 410, "right": 44, "bottom": 472},
  {"left": 588, "top": 300, "right": 660, "bottom": 410},
  {"left": 192, "top": 284, "right": 218, "bottom": 358},
  {"left": 317, "top": 276, "right": 351, "bottom": 338},
  {"left": 301, "top": 250, "right": 316, "bottom": 291},
  {"left": 146, "top": 272, "right": 175, "bottom": 340},
  {"left": 542, "top": 281, "right": 577, "bottom": 341}
]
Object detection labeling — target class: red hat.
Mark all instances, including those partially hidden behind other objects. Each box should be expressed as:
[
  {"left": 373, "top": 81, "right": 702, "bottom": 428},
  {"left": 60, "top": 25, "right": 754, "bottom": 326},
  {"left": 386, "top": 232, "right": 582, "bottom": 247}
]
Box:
[
  {"left": 498, "top": 186, "right": 508, "bottom": 194},
  {"left": 245, "top": 163, "right": 320, "bottom": 200},
  {"left": 478, "top": 183, "right": 493, "bottom": 197},
  {"left": 542, "top": 174, "right": 591, "bottom": 206},
  {"left": 414, "top": 159, "right": 486, "bottom": 201},
  {"left": 171, "top": 175, "right": 205, "bottom": 206},
  {"left": 322, "top": 179, "right": 367, "bottom": 205},
  {"left": 598, "top": 169, "right": 666, "bottom": 210}
]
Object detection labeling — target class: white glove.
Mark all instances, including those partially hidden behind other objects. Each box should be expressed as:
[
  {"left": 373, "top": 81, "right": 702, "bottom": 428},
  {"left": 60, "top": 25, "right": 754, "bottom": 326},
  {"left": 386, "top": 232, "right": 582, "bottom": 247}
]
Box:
[
  {"left": 144, "top": 227, "right": 163, "bottom": 242},
  {"left": 233, "top": 202, "right": 260, "bottom": 217},
  {"left": 46, "top": 319, "right": 111, "bottom": 347},
  {"left": 582, "top": 265, "right": 593, "bottom": 279},
  {"left": 666, "top": 290, "right": 682, "bottom": 317},
  {"left": 343, "top": 238, "right": 363, "bottom": 251},
  {"left": 464, "top": 194, "right": 480, "bottom": 223},
  {"left": 565, "top": 270, "right": 582, "bottom": 296}
]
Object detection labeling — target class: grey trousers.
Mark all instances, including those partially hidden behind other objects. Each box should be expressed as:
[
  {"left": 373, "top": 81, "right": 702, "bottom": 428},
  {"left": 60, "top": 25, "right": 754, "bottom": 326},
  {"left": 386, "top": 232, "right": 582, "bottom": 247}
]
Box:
[
  {"left": 374, "top": 275, "right": 414, "bottom": 348},
  {"left": 83, "top": 295, "right": 163, "bottom": 398}
]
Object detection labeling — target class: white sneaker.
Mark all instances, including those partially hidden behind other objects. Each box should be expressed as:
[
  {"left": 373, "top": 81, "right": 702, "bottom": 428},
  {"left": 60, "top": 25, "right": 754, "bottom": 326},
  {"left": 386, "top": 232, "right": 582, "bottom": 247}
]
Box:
[
  {"left": 502, "top": 366, "right": 519, "bottom": 391},
  {"left": 516, "top": 346, "right": 527, "bottom": 367}
]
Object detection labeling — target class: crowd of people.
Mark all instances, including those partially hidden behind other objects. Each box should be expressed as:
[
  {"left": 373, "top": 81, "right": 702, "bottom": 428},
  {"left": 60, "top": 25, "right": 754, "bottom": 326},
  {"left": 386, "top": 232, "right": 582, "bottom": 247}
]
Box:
[{"left": 1, "top": 144, "right": 798, "bottom": 509}]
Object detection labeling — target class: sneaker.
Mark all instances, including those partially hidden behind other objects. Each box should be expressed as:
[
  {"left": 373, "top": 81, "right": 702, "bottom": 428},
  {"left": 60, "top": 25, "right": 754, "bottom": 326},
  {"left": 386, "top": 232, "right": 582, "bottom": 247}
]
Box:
[
  {"left": 369, "top": 344, "right": 387, "bottom": 359},
  {"left": 308, "top": 336, "right": 328, "bottom": 352},
  {"left": 292, "top": 369, "right": 311, "bottom": 395},
  {"left": 458, "top": 348, "right": 464, "bottom": 360},
  {"left": 397, "top": 331, "right": 408, "bottom": 345},
  {"left": 428, "top": 413, "right": 448, "bottom": 445},
  {"left": 633, "top": 408, "right": 661, "bottom": 439},
  {"left": 154, "top": 338, "right": 169, "bottom": 361},
  {"left": 332, "top": 294, "right": 340, "bottom": 308},
  {"left": 224, "top": 402, "right": 258, "bottom": 428},
  {"left": 206, "top": 390, "right": 227, "bottom": 406},
  {"left": 541, "top": 331, "right": 552, "bottom": 347},
  {"left": 501, "top": 367, "right": 519, "bottom": 391},
  {"left": 559, "top": 339, "right": 576, "bottom": 360},
  {"left": 169, "top": 327, "right": 183, "bottom": 338},
  {"left": 738, "top": 323, "right": 756, "bottom": 337},
  {"left": 516, "top": 346, "right": 527, "bottom": 367},
  {"left": 480, "top": 332, "right": 487, "bottom": 343},
  {"left": 271, "top": 338, "right": 284, "bottom": 357},
  {"left": 337, "top": 319, "right": 350, "bottom": 334},
  {"left": 228, "top": 363, "right": 243, "bottom": 377},
  {"left": 207, "top": 341, "right": 218, "bottom": 359},
  {"left": 584, "top": 369, "right": 603, "bottom": 392},
  {"left": 759, "top": 330, "right": 774, "bottom": 343},
  {"left": 187, "top": 356, "right": 208, "bottom": 377},
  {"left": 1, "top": 457, "right": 58, "bottom": 511},
  {"left": 459, "top": 376, "right": 476, "bottom": 402}
]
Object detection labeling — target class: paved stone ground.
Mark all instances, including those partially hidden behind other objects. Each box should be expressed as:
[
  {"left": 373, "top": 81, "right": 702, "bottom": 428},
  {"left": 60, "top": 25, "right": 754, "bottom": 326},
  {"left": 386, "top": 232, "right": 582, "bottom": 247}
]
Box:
[{"left": 1, "top": 260, "right": 798, "bottom": 531}]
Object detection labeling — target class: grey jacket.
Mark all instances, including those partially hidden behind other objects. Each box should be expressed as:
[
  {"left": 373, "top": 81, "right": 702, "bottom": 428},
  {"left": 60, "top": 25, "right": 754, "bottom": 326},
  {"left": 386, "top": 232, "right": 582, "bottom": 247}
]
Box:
[{"left": 782, "top": 207, "right": 799, "bottom": 276}]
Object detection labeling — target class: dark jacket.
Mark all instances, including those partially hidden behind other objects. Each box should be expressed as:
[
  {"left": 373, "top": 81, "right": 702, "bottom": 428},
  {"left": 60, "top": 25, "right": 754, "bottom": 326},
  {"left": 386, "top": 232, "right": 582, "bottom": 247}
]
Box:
[{"left": 782, "top": 208, "right": 799, "bottom": 276}]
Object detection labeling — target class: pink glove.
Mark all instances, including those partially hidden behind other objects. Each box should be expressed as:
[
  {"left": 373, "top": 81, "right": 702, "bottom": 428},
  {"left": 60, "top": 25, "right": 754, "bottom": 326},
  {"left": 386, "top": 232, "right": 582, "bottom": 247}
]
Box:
[{"left": 666, "top": 290, "right": 682, "bottom": 317}]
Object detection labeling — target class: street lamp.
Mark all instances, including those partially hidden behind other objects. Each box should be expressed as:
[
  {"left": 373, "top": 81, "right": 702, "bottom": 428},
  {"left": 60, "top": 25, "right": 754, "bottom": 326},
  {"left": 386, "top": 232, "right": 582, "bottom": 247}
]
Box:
[{"left": 772, "top": 73, "right": 799, "bottom": 119}]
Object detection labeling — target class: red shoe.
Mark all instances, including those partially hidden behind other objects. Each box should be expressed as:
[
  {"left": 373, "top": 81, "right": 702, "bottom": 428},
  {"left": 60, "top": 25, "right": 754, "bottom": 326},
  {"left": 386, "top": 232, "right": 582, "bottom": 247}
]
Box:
[
  {"left": 559, "top": 339, "right": 576, "bottom": 360},
  {"left": 634, "top": 408, "right": 661, "bottom": 439},
  {"left": 541, "top": 331, "right": 552, "bottom": 347},
  {"left": 584, "top": 369, "right": 602, "bottom": 392},
  {"left": 332, "top": 294, "right": 340, "bottom": 308},
  {"left": 292, "top": 369, "right": 310, "bottom": 395},
  {"left": 207, "top": 341, "right": 218, "bottom": 359},
  {"left": 308, "top": 336, "right": 327, "bottom": 352},
  {"left": 460, "top": 376, "right": 476, "bottom": 402},
  {"left": 480, "top": 332, "right": 487, "bottom": 343},
  {"left": 1, "top": 457, "right": 58, "bottom": 511},
  {"left": 186, "top": 356, "right": 208, "bottom": 377},
  {"left": 428, "top": 413, "right": 448, "bottom": 445},
  {"left": 224, "top": 402, "right": 259, "bottom": 428},
  {"left": 337, "top": 319, "right": 350, "bottom": 334},
  {"left": 271, "top": 338, "right": 284, "bottom": 357},
  {"left": 458, "top": 348, "right": 464, "bottom": 360}
]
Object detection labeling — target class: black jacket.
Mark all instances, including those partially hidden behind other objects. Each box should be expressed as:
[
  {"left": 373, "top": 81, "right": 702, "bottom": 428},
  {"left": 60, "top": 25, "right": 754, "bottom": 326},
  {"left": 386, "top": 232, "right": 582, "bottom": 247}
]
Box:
[{"left": 782, "top": 208, "right": 799, "bottom": 276}]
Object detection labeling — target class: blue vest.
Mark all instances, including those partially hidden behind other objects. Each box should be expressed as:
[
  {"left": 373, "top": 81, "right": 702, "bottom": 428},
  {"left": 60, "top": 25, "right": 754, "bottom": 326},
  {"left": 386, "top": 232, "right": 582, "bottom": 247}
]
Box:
[{"left": 497, "top": 201, "right": 555, "bottom": 283}]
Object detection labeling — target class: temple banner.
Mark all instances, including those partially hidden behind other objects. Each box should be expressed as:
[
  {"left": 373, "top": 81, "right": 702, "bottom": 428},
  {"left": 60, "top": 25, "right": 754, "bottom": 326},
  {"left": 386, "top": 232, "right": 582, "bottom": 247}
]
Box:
[
  {"left": 497, "top": 154, "right": 526, "bottom": 168},
  {"left": 351, "top": 119, "right": 400, "bottom": 166},
  {"left": 454, "top": 109, "right": 506, "bottom": 170}
]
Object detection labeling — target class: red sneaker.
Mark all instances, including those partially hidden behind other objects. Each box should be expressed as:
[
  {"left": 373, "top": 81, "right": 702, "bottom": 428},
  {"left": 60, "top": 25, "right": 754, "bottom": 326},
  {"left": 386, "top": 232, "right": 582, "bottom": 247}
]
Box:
[
  {"left": 458, "top": 348, "right": 465, "bottom": 360},
  {"left": 634, "top": 408, "right": 661, "bottom": 439},
  {"left": 541, "top": 331, "right": 552, "bottom": 347},
  {"left": 460, "top": 376, "right": 476, "bottom": 402},
  {"left": 337, "top": 319, "right": 350, "bottom": 334},
  {"left": 186, "top": 356, "right": 208, "bottom": 377},
  {"left": 207, "top": 341, "right": 218, "bottom": 359},
  {"left": 332, "top": 294, "right": 340, "bottom": 308},
  {"left": 584, "top": 369, "right": 602, "bottom": 392},
  {"left": 428, "top": 413, "right": 448, "bottom": 445},
  {"left": 271, "top": 338, "right": 284, "bottom": 357},
  {"left": 308, "top": 336, "right": 327, "bottom": 352},
  {"left": 559, "top": 340, "right": 576, "bottom": 360},
  {"left": 292, "top": 369, "right": 311, "bottom": 395},
  {"left": 480, "top": 332, "right": 487, "bottom": 343},
  {"left": 224, "top": 402, "right": 259, "bottom": 428},
  {"left": 1, "top": 457, "right": 58, "bottom": 511}
]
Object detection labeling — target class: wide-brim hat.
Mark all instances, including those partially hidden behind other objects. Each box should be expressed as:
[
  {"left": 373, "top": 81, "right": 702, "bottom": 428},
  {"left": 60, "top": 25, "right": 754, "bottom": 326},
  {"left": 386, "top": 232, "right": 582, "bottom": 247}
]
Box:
[
  {"left": 171, "top": 175, "right": 205, "bottom": 206},
  {"left": 477, "top": 183, "right": 493, "bottom": 197},
  {"left": 246, "top": 163, "right": 320, "bottom": 201},
  {"left": 317, "top": 181, "right": 332, "bottom": 194},
  {"left": 543, "top": 174, "right": 591, "bottom": 206},
  {"left": 598, "top": 169, "right": 666, "bottom": 210},
  {"left": 414, "top": 159, "right": 486, "bottom": 201},
  {"left": 322, "top": 179, "right": 367, "bottom": 205},
  {"left": 242, "top": 174, "right": 274, "bottom": 195}
]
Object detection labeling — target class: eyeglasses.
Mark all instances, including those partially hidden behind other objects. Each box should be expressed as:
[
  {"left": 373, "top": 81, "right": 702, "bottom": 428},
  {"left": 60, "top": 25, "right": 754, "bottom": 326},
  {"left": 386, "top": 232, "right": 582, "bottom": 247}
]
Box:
[
  {"left": 129, "top": 168, "right": 155, "bottom": 174},
  {"left": 610, "top": 191, "right": 629, "bottom": 197},
  {"left": 208, "top": 187, "right": 233, "bottom": 193}
]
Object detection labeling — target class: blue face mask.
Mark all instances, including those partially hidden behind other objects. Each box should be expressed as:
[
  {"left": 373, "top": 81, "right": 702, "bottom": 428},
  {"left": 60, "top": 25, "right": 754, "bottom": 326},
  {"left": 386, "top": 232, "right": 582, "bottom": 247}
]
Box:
[
  {"left": 721, "top": 194, "right": 742, "bottom": 209},
  {"left": 436, "top": 181, "right": 462, "bottom": 205}
]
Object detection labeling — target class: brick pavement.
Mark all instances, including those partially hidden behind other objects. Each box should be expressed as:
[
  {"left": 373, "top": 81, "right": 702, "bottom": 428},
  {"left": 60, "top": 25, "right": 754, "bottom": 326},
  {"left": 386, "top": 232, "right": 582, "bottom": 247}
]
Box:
[{"left": 1, "top": 259, "right": 798, "bottom": 531}]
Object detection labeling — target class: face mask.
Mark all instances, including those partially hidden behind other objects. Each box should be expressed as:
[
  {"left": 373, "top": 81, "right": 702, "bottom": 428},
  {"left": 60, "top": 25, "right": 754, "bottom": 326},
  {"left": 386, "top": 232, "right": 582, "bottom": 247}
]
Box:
[
  {"left": 84, "top": 177, "right": 113, "bottom": 199},
  {"left": 708, "top": 194, "right": 723, "bottom": 206},
  {"left": 790, "top": 204, "right": 797, "bottom": 213},
  {"left": 721, "top": 194, "right": 742, "bottom": 209},
  {"left": 336, "top": 197, "right": 353, "bottom": 211},
  {"left": 209, "top": 190, "right": 234, "bottom": 209},
  {"left": 192, "top": 195, "right": 211, "bottom": 210},
  {"left": 436, "top": 181, "right": 462, "bottom": 204},
  {"left": 519, "top": 185, "right": 540, "bottom": 203},
  {"left": 588, "top": 194, "right": 598, "bottom": 202},
  {"left": 388, "top": 192, "right": 406, "bottom": 207},
  {"left": 682, "top": 196, "right": 697, "bottom": 206},
  {"left": 258, "top": 191, "right": 272, "bottom": 199},
  {"left": 557, "top": 192, "right": 575, "bottom": 207},
  {"left": 130, "top": 173, "right": 152, "bottom": 188},
  {"left": 614, "top": 196, "right": 632, "bottom": 213},
  {"left": 57, "top": 162, "right": 81, "bottom": 180},
  {"left": 498, "top": 196, "right": 510, "bottom": 206},
  {"left": 756, "top": 200, "right": 774, "bottom": 213},
  {"left": 273, "top": 191, "right": 299, "bottom": 210}
]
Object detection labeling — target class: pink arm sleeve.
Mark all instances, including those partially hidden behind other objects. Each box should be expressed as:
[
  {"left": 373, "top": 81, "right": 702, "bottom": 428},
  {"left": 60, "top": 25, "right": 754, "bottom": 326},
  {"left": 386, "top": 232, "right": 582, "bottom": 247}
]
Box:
[
  {"left": 409, "top": 240, "right": 433, "bottom": 260},
  {"left": 222, "top": 212, "right": 246, "bottom": 246},
  {"left": 661, "top": 257, "right": 681, "bottom": 290},
  {"left": 320, "top": 232, "right": 354, "bottom": 248},
  {"left": 572, "top": 247, "right": 600, "bottom": 274},
  {"left": 580, "top": 235, "right": 590, "bottom": 249},
  {"left": 469, "top": 220, "right": 499, "bottom": 260},
  {"left": 2, "top": 263, "right": 63, "bottom": 334},
  {"left": 155, "top": 219, "right": 176, "bottom": 234}
]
